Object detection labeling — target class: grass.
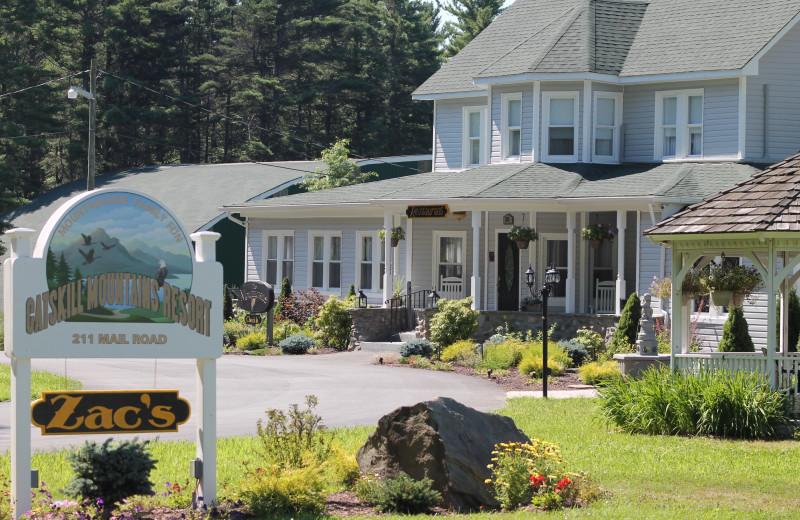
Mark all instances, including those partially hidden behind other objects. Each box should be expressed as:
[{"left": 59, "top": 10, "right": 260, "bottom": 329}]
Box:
[
  {"left": 6, "top": 399, "right": 800, "bottom": 519},
  {"left": 0, "top": 365, "right": 83, "bottom": 401}
]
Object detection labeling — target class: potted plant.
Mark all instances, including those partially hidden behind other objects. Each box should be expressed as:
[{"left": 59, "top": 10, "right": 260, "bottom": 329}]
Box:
[
  {"left": 581, "top": 223, "right": 615, "bottom": 249},
  {"left": 680, "top": 270, "right": 708, "bottom": 305},
  {"left": 520, "top": 296, "right": 541, "bottom": 312},
  {"left": 378, "top": 226, "right": 406, "bottom": 247},
  {"left": 391, "top": 276, "right": 405, "bottom": 307},
  {"left": 707, "top": 260, "right": 764, "bottom": 308},
  {"left": 507, "top": 225, "right": 538, "bottom": 249}
]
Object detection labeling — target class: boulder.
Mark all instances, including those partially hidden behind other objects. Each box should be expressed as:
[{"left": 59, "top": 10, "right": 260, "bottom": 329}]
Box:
[{"left": 356, "top": 397, "right": 530, "bottom": 511}]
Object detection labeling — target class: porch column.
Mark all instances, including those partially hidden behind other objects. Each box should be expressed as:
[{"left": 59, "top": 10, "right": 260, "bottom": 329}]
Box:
[
  {"left": 780, "top": 253, "right": 788, "bottom": 354},
  {"left": 670, "top": 249, "right": 684, "bottom": 366},
  {"left": 405, "top": 218, "right": 413, "bottom": 290},
  {"left": 767, "top": 239, "right": 777, "bottom": 388},
  {"left": 383, "top": 210, "right": 392, "bottom": 307},
  {"left": 615, "top": 210, "right": 627, "bottom": 315},
  {"left": 566, "top": 211, "right": 576, "bottom": 313},
  {"left": 471, "top": 211, "right": 482, "bottom": 310}
]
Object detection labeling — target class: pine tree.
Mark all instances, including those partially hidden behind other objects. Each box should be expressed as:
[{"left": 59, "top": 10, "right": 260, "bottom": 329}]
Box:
[
  {"left": 55, "top": 253, "right": 72, "bottom": 287},
  {"left": 718, "top": 307, "right": 755, "bottom": 352},
  {"left": 438, "top": 0, "right": 503, "bottom": 58},
  {"left": 223, "top": 284, "right": 234, "bottom": 321},
  {"left": 611, "top": 293, "right": 642, "bottom": 350},
  {"left": 46, "top": 249, "right": 58, "bottom": 288},
  {"left": 274, "top": 276, "right": 292, "bottom": 319}
]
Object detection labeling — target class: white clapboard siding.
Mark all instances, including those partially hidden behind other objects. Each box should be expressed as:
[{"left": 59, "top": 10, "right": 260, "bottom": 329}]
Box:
[
  {"left": 490, "top": 85, "right": 534, "bottom": 163},
  {"left": 623, "top": 79, "right": 739, "bottom": 162},
  {"left": 434, "top": 97, "right": 487, "bottom": 171},
  {"left": 747, "top": 21, "right": 800, "bottom": 162}
]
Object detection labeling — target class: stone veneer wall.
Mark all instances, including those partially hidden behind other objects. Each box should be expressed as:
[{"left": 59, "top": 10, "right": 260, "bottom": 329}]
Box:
[
  {"left": 416, "top": 309, "right": 619, "bottom": 343},
  {"left": 348, "top": 308, "right": 409, "bottom": 347}
]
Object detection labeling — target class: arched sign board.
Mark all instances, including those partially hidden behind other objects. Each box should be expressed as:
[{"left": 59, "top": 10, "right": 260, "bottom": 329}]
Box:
[
  {"left": 233, "top": 281, "right": 274, "bottom": 324},
  {"left": 3, "top": 188, "right": 222, "bottom": 517}
]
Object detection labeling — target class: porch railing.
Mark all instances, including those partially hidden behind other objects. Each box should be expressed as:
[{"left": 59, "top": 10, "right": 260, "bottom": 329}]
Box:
[{"left": 674, "top": 353, "right": 800, "bottom": 414}]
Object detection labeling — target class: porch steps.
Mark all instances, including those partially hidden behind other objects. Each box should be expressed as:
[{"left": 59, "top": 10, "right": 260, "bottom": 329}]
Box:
[{"left": 398, "top": 331, "right": 418, "bottom": 343}]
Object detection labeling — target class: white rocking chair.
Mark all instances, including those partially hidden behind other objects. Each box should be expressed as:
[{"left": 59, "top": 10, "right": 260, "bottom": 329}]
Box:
[
  {"left": 439, "top": 275, "right": 464, "bottom": 300},
  {"left": 595, "top": 279, "right": 616, "bottom": 314}
]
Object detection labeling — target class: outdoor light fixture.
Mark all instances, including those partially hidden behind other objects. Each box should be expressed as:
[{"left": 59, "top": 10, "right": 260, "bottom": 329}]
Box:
[
  {"left": 427, "top": 288, "right": 440, "bottom": 308},
  {"left": 540, "top": 264, "right": 560, "bottom": 399},
  {"left": 357, "top": 289, "right": 368, "bottom": 308},
  {"left": 452, "top": 211, "right": 467, "bottom": 221},
  {"left": 67, "top": 60, "right": 97, "bottom": 191},
  {"left": 525, "top": 265, "right": 536, "bottom": 295}
]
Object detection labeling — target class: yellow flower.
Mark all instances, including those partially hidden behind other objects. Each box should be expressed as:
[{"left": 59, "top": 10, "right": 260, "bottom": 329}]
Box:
[{"left": 484, "top": 479, "right": 492, "bottom": 484}]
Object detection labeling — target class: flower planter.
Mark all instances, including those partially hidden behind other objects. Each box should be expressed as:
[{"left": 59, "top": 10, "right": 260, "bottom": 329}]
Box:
[
  {"left": 390, "top": 238, "right": 399, "bottom": 247},
  {"left": 711, "top": 290, "right": 732, "bottom": 308},
  {"left": 521, "top": 303, "right": 541, "bottom": 312},
  {"left": 515, "top": 239, "right": 530, "bottom": 250},
  {"left": 730, "top": 292, "right": 745, "bottom": 308},
  {"left": 590, "top": 239, "right": 602, "bottom": 249}
]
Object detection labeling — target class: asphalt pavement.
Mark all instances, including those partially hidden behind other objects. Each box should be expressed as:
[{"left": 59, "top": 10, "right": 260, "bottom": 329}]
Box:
[{"left": 0, "top": 351, "right": 507, "bottom": 453}]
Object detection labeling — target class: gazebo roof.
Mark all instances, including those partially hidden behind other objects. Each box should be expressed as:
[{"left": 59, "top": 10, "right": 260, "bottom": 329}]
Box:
[{"left": 646, "top": 152, "right": 800, "bottom": 236}]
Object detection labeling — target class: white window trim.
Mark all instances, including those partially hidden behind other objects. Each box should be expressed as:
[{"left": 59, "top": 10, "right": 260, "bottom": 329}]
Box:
[
  {"left": 542, "top": 91, "right": 580, "bottom": 162},
  {"left": 462, "top": 105, "right": 487, "bottom": 168},
  {"left": 654, "top": 88, "right": 704, "bottom": 160},
  {"left": 592, "top": 92, "right": 623, "bottom": 163},
  {"left": 308, "top": 231, "right": 343, "bottom": 292},
  {"left": 262, "top": 230, "right": 294, "bottom": 287},
  {"left": 500, "top": 92, "right": 522, "bottom": 162},
  {"left": 355, "top": 231, "right": 384, "bottom": 293},
  {"left": 432, "top": 230, "right": 468, "bottom": 286},
  {"left": 539, "top": 233, "right": 568, "bottom": 306}
]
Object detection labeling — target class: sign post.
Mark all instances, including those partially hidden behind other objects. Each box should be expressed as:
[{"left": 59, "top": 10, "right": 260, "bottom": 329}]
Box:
[{"left": 4, "top": 191, "right": 222, "bottom": 517}]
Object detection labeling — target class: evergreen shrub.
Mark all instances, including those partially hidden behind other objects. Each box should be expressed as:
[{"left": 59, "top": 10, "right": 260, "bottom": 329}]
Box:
[
  {"left": 429, "top": 297, "right": 478, "bottom": 347},
  {"left": 559, "top": 340, "right": 589, "bottom": 366},
  {"left": 440, "top": 340, "right": 478, "bottom": 363},
  {"left": 717, "top": 307, "right": 754, "bottom": 352},
  {"left": 371, "top": 474, "right": 442, "bottom": 514},
  {"left": 274, "top": 277, "right": 292, "bottom": 320},
  {"left": 400, "top": 338, "right": 433, "bottom": 358},
  {"left": 478, "top": 339, "right": 525, "bottom": 370},
  {"left": 279, "top": 334, "right": 316, "bottom": 355},
  {"left": 610, "top": 293, "right": 641, "bottom": 349},
  {"left": 64, "top": 439, "right": 156, "bottom": 510},
  {"left": 316, "top": 296, "right": 353, "bottom": 351},
  {"left": 237, "top": 331, "right": 267, "bottom": 351}
]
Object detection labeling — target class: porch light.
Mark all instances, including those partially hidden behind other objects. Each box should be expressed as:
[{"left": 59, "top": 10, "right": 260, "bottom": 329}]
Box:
[
  {"left": 452, "top": 211, "right": 467, "bottom": 221},
  {"left": 545, "top": 264, "right": 561, "bottom": 287},
  {"left": 427, "top": 288, "right": 440, "bottom": 308},
  {"left": 357, "top": 289, "right": 368, "bottom": 308},
  {"left": 525, "top": 265, "right": 536, "bottom": 295}
]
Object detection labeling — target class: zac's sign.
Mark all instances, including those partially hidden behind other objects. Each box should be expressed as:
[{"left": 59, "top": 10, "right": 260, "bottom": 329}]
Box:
[
  {"left": 405, "top": 205, "right": 449, "bottom": 219},
  {"left": 233, "top": 281, "right": 274, "bottom": 314},
  {"left": 31, "top": 390, "right": 190, "bottom": 435}
]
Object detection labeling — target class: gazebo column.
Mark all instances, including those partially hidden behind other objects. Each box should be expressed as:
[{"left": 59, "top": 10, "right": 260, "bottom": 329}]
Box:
[
  {"left": 766, "top": 240, "right": 777, "bottom": 388},
  {"left": 382, "top": 210, "right": 392, "bottom": 307},
  {"left": 779, "top": 252, "right": 788, "bottom": 354},
  {"left": 566, "top": 211, "right": 576, "bottom": 313},
  {"left": 615, "top": 210, "right": 627, "bottom": 315},
  {"left": 405, "top": 218, "right": 413, "bottom": 293},
  {"left": 670, "top": 251, "right": 688, "bottom": 362},
  {"left": 471, "top": 211, "right": 482, "bottom": 310}
]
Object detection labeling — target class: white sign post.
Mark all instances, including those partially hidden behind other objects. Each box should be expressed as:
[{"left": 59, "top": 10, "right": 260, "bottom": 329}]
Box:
[{"left": 4, "top": 190, "right": 222, "bottom": 518}]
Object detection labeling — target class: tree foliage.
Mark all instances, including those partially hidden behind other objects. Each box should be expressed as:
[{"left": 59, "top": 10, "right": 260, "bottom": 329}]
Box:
[
  {"left": 438, "top": 0, "right": 502, "bottom": 58},
  {"left": 718, "top": 307, "right": 755, "bottom": 353},
  {"left": 301, "top": 139, "right": 377, "bottom": 191},
  {"left": 611, "top": 293, "right": 641, "bottom": 350}
]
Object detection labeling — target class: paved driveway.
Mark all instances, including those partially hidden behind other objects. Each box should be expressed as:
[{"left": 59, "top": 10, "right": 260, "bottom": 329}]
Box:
[{"left": 0, "top": 352, "right": 507, "bottom": 452}]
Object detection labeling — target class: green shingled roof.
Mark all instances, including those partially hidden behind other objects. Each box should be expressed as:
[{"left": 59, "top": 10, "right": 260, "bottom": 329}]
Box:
[
  {"left": 413, "top": 0, "right": 800, "bottom": 97},
  {"left": 224, "top": 162, "right": 763, "bottom": 210}
]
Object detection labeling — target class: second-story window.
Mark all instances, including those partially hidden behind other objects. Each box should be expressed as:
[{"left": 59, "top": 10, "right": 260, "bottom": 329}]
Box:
[
  {"left": 462, "top": 106, "right": 486, "bottom": 168},
  {"left": 543, "top": 92, "right": 579, "bottom": 162},
  {"left": 593, "top": 93, "right": 622, "bottom": 162},
  {"left": 501, "top": 93, "right": 522, "bottom": 160},
  {"left": 655, "top": 89, "right": 703, "bottom": 159}
]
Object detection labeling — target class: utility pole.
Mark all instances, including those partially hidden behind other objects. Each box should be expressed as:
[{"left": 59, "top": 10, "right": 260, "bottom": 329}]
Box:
[{"left": 87, "top": 59, "right": 96, "bottom": 191}]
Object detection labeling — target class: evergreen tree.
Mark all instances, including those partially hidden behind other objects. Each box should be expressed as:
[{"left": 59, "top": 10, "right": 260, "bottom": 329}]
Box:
[
  {"left": 776, "top": 288, "right": 800, "bottom": 353},
  {"left": 438, "top": 0, "right": 503, "bottom": 58},
  {"left": 301, "top": 139, "right": 376, "bottom": 191},
  {"left": 46, "top": 249, "right": 58, "bottom": 287},
  {"left": 611, "top": 293, "right": 642, "bottom": 349},
  {"left": 347, "top": 284, "right": 356, "bottom": 298},
  {"left": 55, "top": 253, "right": 72, "bottom": 287},
  {"left": 718, "top": 307, "right": 755, "bottom": 353},
  {"left": 274, "top": 276, "right": 291, "bottom": 319},
  {"left": 223, "top": 284, "right": 234, "bottom": 321}
]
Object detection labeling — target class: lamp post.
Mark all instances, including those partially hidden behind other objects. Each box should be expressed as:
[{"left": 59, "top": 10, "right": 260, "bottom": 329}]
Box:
[
  {"left": 357, "top": 289, "right": 368, "bottom": 308},
  {"left": 525, "top": 264, "right": 561, "bottom": 398},
  {"left": 68, "top": 59, "right": 96, "bottom": 191}
]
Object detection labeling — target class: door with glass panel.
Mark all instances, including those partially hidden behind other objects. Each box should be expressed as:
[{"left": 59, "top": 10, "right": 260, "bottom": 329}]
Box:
[
  {"left": 497, "top": 233, "right": 520, "bottom": 311},
  {"left": 437, "top": 234, "right": 464, "bottom": 300}
]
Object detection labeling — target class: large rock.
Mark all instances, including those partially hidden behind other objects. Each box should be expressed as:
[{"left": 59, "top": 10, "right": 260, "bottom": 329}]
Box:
[{"left": 356, "top": 397, "right": 530, "bottom": 511}]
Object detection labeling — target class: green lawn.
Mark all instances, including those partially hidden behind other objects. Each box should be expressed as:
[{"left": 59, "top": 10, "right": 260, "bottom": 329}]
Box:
[
  {"left": 6, "top": 398, "right": 799, "bottom": 519},
  {"left": 0, "top": 365, "right": 83, "bottom": 401}
]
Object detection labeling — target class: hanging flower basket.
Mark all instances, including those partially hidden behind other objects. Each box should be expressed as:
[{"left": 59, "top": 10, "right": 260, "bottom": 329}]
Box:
[
  {"left": 681, "top": 269, "right": 709, "bottom": 305},
  {"left": 590, "top": 239, "right": 602, "bottom": 249},
  {"left": 707, "top": 259, "right": 764, "bottom": 297},
  {"left": 581, "top": 223, "right": 615, "bottom": 245},
  {"left": 379, "top": 226, "right": 405, "bottom": 247},
  {"left": 508, "top": 225, "right": 538, "bottom": 250},
  {"left": 711, "top": 290, "right": 732, "bottom": 308},
  {"left": 730, "top": 292, "right": 745, "bottom": 308},
  {"left": 390, "top": 237, "right": 399, "bottom": 247}
]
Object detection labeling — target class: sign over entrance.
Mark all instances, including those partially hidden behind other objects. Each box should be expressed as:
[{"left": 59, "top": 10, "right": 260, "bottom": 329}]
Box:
[
  {"left": 6, "top": 189, "right": 222, "bottom": 359},
  {"left": 405, "top": 205, "right": 449, "bottom": 218}
]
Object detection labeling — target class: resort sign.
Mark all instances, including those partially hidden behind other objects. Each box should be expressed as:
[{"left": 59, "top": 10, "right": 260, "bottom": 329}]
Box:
[{"left": 405, "top": 204, "right": 449, "bottom": 218}]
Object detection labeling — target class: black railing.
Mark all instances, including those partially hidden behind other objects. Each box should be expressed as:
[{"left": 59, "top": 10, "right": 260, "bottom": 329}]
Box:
[{"left": 384, "top": 283, "right": 440, "bottom": 340}]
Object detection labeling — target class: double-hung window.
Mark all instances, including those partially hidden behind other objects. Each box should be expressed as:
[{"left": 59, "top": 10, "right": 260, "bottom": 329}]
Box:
[
  {"left": 356, "top": 232, "right": 385, "bottom": 291},
  {"left": 655, "top": 89, "right": 703, "bottom": 159},
  {"left": 593, "top": 92, "right": 622, "bottom": 162},
  {"left": 462, "top": 106, "right": 487, "bottom": 168},
  {"left": 310, "top": 232, "right": 341, "bottom": 290},
  {"left": 501, "top": 93, "right": 522, "bottom": 160},
  {"left": 263, "top": 231, "right": 294, "bottom": 286},
  {"left": 543, "top": 92, "right": 579, "bottom": 162}
]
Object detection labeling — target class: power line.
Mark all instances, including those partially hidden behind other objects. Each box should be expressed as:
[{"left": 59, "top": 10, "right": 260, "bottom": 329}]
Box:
[
  {"left": 0, "top": 70, "right": 87, "bottom": 100},
  {"left": 0, "top": 130, "right": 81, "bottom": 141},
  {"left": 101, "top": 69, "right": 427, "bottom": 174}
]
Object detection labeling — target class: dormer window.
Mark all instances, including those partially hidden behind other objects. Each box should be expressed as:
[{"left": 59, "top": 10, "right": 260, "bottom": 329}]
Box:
[
  {"left": 593, "top": 92, "right": 622, "bottom": 163},
  {"left": 501, "top": 93, "right": 522, "bottom": 160},
  {"left": 655, "top": 89, "right": 703, "bottom": 159},
  {"left": 543, "top": 92, "right": 579, "bottom": 162},
  {"left": 462, "top": 106, "right": 487, "bottom": 168}
]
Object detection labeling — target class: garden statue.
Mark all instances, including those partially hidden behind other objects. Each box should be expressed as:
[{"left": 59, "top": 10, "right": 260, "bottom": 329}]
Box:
[{"left": 636, "top": 293, "right": 658, "bottom": 356}]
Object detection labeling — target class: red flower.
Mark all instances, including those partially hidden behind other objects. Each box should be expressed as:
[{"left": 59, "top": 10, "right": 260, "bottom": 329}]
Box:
[
  {"left": 529, "top": 474, "right": 547, "bottom": 488},
  {"left": 555, "top": 477, "right": 572, "bottom": 492}
]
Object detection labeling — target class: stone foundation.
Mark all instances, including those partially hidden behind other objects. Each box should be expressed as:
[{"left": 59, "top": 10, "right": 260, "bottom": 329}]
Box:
[
  {"left": 348, "top": 307, "right": 409, "bottom": 347},
  {"left": 614, "top": 354, "right": 670, "bottom": 378}
]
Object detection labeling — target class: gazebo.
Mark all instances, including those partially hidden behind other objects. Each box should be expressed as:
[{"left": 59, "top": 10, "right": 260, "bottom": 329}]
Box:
[{"left": 646, "top": 153, "right": 800, "bottom": 401}]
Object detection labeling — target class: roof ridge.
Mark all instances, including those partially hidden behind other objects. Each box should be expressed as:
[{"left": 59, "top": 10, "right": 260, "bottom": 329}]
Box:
[
  {"left": 532, "top": 6, "right": 587, "bottom": 72},
  {"left": 652, "top": 163, "right": 695, "bottom": 196},
  {"left": 465, "top": 164, "right": 533, "bottom": 197}
]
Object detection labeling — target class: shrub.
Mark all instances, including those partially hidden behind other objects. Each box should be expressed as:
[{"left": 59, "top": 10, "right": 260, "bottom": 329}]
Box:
[
  {"left": 479, "top": 339, "right": 526, "bottom": 370},
  {"left": 573, "top": 327, "right": 604, "bottom": 357},
  {"left": 486, "top": 440, "right": 565, "bottom": 510},
  {"left": 273, "top": 320, "right": 301, "bottom": 342},
  {"left": 281, "top": 288, "right": 325, "bottom": 327},
  {"left": 441, "top": 340, "right": 478, "bottom": 363},
  {"left": 560, "top": 340, "right": 589, "bottom": 367},
  {"left": 64, "top": 439, "right": 156, "bottom": 511},
  {"left": 274, "top": 277, "right": 292, "bottom": 320},
  {"left": 520, "top": 341, "right": 571, "bottom": 368},
  {"left": 279, "top": 333, "right": 316, "bottom": 355},
  {"left": 316, "top": 296, "right": 353, "bottom": 351},
  {"left": 400, "top": 338, "right": 433, "bottom": 358},
  {"left": 371, "top": 474, "right": 441, "bottom": 514},
  {"left": 776, "top": 288, "right": 800, "bottom": 353},
  {"left": 598, "top": 367, "right": 789, "bottom": 439},
  {"left": 578, "top": 361, "right": 622, "bottom": 385},
  {"left": 347, "top": 284, "right": 356, "bottom": 298},
  {"left": 518, "top": 355, "right": 565, "bottom": 378},
  {"left": 256, "top": 395, "right": 329, "bottom": 468},
  {"left": 717, "top": 307, "right": 754, "bottom": 352},
  {"left": 610, "top": 293, "right": 641, "bottom": 350},
  {"left": 223, "top": 284, "right": 234, "bottom": 321},
  {"left": 429, "top": 297, "right": 479, "bottom": 347},
  {"left": 240, "top": 465, "right": 326, "bottom": 516},
  {"left": 223, "top": 319, "right": 251, "bottom": 348},
  {"left": 237, "top": 331, "right": 267, "bottom": 351}
]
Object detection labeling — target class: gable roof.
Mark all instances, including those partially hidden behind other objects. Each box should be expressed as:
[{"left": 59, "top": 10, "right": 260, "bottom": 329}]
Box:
[
  {"left": 414, "top": 0, "right": 800, "bottom": 97},
  {"left": 224, "top": 162, "right": 763, "bottom": 212},
  {"left": 646, "top": 152, "right": 800, "bottom": 236}
]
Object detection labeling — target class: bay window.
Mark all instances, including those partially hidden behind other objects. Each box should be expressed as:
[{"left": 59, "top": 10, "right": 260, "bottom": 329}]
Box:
[{"left": 543, "top": 92, "right": 579, "bottom": 161}]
